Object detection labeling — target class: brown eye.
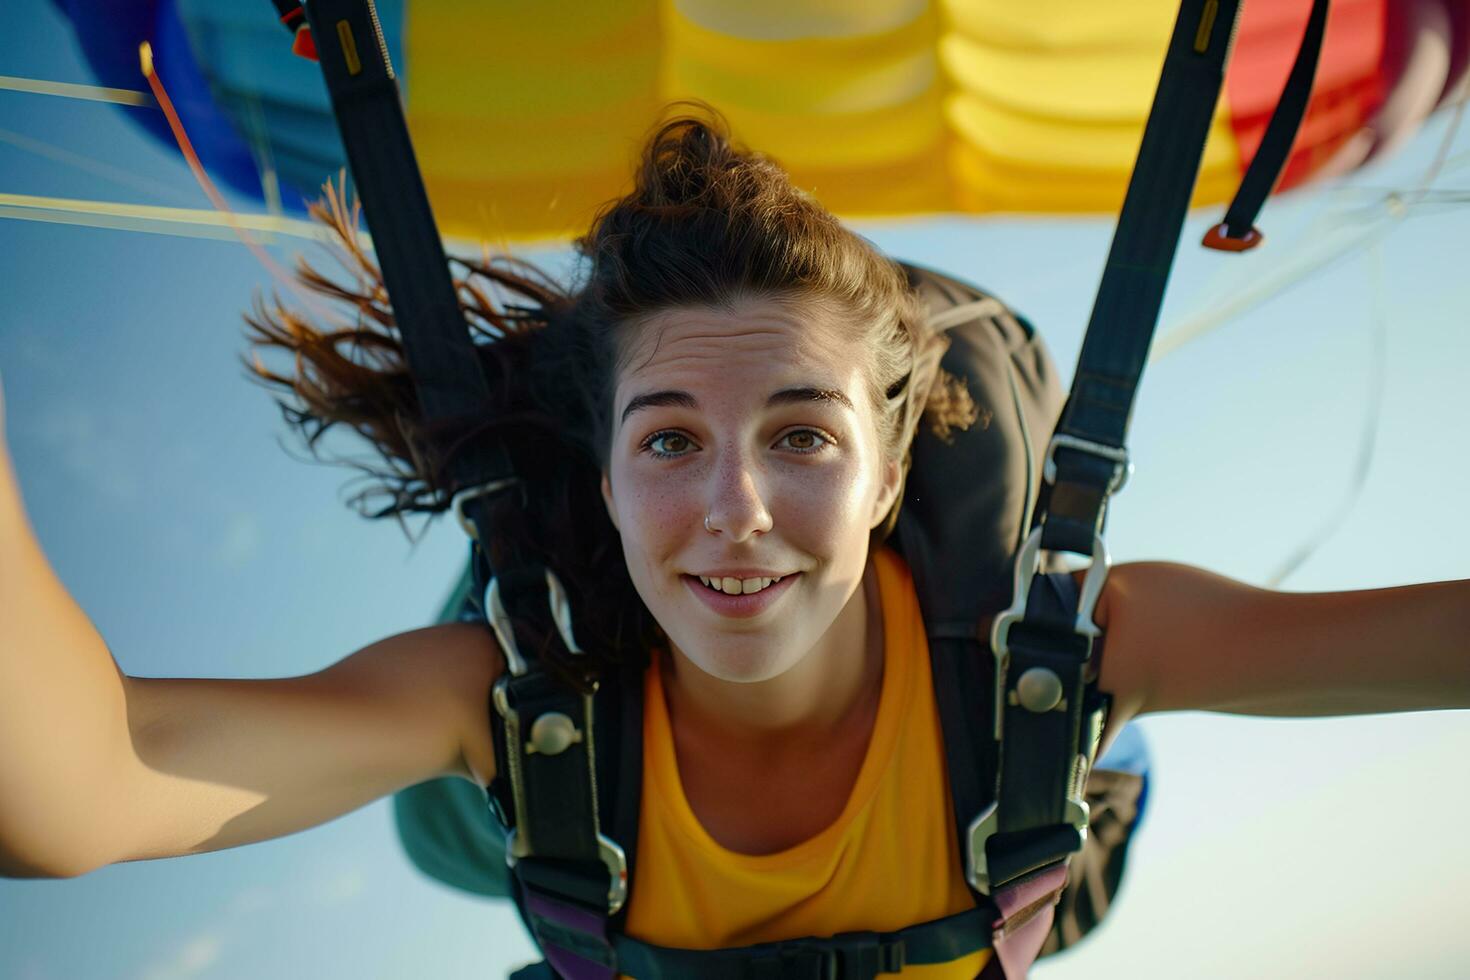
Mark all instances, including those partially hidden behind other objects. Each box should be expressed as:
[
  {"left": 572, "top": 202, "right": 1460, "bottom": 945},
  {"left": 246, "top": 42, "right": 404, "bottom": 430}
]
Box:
[
  {"left": 644, "top": 431, "right": 695, "bottom": 458},
  {"left": 779, "top": 429, "right": 830, "bottom": 454}
]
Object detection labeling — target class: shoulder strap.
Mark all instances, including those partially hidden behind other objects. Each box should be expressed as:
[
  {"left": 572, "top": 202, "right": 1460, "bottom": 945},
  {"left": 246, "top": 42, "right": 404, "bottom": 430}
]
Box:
[
  {"left": 501, "top": 656, "right": 643, "bottom": 976},
  {"left": 978, "top": 0, "right": 1245, "bottom": 916},
  {"left": 290, "top": 3, "right": 629, "bottom": 973}
]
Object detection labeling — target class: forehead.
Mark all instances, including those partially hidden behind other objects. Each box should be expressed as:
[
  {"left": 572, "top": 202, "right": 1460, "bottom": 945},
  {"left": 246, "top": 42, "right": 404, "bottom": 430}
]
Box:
[{"left": 616, "top": 295, "right": 860, "bottom": 393}]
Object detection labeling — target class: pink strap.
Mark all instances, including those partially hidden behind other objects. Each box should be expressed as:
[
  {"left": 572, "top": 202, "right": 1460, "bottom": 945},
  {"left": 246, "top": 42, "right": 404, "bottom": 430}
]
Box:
[{"left": 989, "top": 863, "right": 1069, "bottom": 979}]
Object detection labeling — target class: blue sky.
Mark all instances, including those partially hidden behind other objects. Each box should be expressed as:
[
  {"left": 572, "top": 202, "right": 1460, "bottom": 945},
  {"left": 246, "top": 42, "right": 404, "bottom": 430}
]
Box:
[{"left": 3, "top": 2, "right": 1469, "bottom": 978}]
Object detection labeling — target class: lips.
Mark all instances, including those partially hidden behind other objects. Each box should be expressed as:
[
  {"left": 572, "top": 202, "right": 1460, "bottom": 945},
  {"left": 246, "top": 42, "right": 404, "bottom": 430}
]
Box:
[{"left": 683, "top": 572, "right": 798, "bottom": 619}]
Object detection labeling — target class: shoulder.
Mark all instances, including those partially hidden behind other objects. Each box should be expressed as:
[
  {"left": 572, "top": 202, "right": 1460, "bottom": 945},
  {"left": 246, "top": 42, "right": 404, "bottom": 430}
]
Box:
[
  {"left": 1078, "top": 560, "right": 1271, "bottom": 735},
  {"left": 335, "top": 620, "right": 504, "bottom": 785},
  {"left": 431, "top": 621, "right": 504, "bottom": 785}
]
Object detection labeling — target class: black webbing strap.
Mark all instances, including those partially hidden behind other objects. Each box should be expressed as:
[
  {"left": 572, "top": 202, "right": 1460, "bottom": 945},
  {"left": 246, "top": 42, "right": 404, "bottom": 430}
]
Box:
[
  {"left": 295, "top": 0, "right": 621, "bottom": 962},
  {"left": 489, "top": 563, "right": 624, "bottom": 970},
  {"left": 300, "top": 0, "right": 522, "bottom": 583},
  {"left": 981, "top": 0, "right": 1248, "bottom": 898},
  {"left": 268, "top": 0, "right": 305, "bottom": 29},
  {"left": 301, "top": 0, "right": 509, "bottom": 487},
  {"left": 976, "top": 573, "right": 1106, "bottom": 893},
  {"left": 1205, "top": 0, "right": 1331, "bottom": 251},
  {"left": 983, "top": 1, "right": 1332, "bottom": 901},
  {"left": 611, "top": 905, "right": 993, "bottom": 980},
  {"left": 1043, "top": 0, "right": 1243, "bottom": 553}
]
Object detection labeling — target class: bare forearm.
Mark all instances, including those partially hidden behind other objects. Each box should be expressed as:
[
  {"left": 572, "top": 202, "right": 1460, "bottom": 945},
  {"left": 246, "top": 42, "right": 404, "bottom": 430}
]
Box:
[
  {"left": 1212, "top": 576, "right": 1470, "bottom": 716},
  {"left": 0, "top": 438, "right": 133, "bottom": 877},
  {"left": 1102, "top": 562, "right": 1470, "bottom": 719}
]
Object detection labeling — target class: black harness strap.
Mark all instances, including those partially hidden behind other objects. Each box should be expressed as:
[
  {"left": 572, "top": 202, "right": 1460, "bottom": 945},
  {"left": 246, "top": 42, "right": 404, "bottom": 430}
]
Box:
[
  {"left": 301, "top": 0, "right": 504, "bottom": 471},
  {"left": 978, "top": 0, "right": 1250, "bottom": 901},
  {"left": 1205, "top": 0, "right": 1331, "bottom": 252},
  {"left": 295, "top": 2, "right": 624, "bottom": 972},
  {"left": 611, "top": 906, "right": 991, "bottom": 980},
  {"left": 979, "top": 0, "right": 1329, "bottom": 909}
]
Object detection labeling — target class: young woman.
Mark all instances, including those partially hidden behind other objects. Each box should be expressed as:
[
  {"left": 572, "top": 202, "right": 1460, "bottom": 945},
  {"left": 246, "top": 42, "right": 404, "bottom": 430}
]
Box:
[{"left": 1, "top": 115, "right": 1467, "bottom": 975}]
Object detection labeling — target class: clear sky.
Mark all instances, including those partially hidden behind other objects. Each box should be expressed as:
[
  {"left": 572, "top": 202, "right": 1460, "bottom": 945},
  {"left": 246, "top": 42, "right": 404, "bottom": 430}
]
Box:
[{"left": 3, "top": 2, "right": 1469, "bottom": 978}]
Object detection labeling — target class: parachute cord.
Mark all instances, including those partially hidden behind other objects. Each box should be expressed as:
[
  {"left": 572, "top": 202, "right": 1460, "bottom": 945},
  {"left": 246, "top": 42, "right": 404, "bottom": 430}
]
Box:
[
  {"left": 1153, "top": 86, "right": 1470, "bottom": 363},
  {"left": 1264, "top": 240, "right": 1389, "bottom": 588},
  {"left": 137, "top": 41, "right": 337, "bottom": 325},
  {"left": 0, "top": 124, "right": 189, "bottom": 203},
  {"left": 0, "top": 73, "right": 150, "bottom": 107}
]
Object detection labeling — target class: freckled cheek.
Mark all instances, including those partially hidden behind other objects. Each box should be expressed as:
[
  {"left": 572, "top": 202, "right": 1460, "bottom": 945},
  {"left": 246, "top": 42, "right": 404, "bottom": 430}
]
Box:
[
  {"left": 614, "top": 466, "right": 703, "bottom": 560},
  {"left": 770, "top": 466, "right": 870, "bottom": 545}
]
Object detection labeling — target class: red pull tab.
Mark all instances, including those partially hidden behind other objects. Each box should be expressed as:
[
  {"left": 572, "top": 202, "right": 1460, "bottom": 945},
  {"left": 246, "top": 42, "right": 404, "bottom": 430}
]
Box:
[
  {"left": 291, "top": 24, "right": 318, "bottom": 62},
  {"left": 1202, "top": 222, "right": 1264, "bottom": 252}
]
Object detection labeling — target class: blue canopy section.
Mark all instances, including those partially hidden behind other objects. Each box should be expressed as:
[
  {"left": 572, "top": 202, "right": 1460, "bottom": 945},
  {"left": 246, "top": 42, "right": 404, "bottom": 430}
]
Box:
[{"left": 53, "top": 0, "right": 405, "bottom": 210}]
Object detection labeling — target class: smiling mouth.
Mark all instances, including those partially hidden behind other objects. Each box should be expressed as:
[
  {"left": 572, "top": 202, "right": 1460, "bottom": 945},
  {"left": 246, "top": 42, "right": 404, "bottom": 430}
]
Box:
[
  {"left": 695, "top": 574, "right": 787, "bottom": 596},
  {"left": 682, "top": 572, "right": 798, "bottom": 618}
]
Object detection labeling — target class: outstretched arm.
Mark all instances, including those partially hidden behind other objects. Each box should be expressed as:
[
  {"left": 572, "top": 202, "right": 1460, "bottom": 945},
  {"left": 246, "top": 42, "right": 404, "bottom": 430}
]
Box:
[
  {"left": 1, "top": 411, "right": 500, "bottom": 879},
  {"left": 1092, "top": 562, "right": 1470, "bottom": 737}
]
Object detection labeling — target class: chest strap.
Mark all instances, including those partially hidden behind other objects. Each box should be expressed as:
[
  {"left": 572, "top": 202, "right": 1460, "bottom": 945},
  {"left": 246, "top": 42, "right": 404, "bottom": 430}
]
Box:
[
  {"left": 518, "top": 861, "right": 1068, "bottom": 980},
  {"left": 521, "top": 867, "right": 1068, "bottom": 980}
]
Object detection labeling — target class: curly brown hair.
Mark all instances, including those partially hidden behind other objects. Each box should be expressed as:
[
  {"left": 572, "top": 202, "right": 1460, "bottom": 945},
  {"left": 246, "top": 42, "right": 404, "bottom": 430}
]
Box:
[{"left": 243, "top": 108, "right": 976, "bottom": 688}]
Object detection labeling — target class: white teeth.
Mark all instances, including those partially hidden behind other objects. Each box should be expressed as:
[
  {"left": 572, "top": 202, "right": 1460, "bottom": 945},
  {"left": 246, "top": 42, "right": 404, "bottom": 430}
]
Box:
[{"left": 696, "top": 574, "right": 786, "bottom": 595}]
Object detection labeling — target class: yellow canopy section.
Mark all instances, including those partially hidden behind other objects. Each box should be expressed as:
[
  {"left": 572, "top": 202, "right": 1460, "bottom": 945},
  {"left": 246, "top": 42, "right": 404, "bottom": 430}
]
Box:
[{"left": 404, "top": 0, "right": 1243, "bottom": 241}]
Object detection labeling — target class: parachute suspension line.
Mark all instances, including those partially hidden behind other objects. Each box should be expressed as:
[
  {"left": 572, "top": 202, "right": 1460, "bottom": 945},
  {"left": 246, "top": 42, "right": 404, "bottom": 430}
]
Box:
[
  {"left": 1150, "top": 216, "right": 1382, "bottom": 361},
  {"left": 1265, "top": 239, "right": 1390, "bottom": 588},
  {"left": 1385, "top": 84, "right": 1470, "bottom": 220},
  {"left": 137, "top": 42, "right": 336, "bottom": 324},
  {"left": 1153, "top": 86, "right": 1470, "bottom": 364},
  {"left": 0, "top": 125, "right": 190, "bottom": 204},
  {"left": 0, "top": 192, "right": 330, "bottom": 242},
  {"left": 238, "top": 92, "right": 286, "bottom": 219},
  {"left": 1150, "top": 88, "right": 1467, "bottom": 586},
  {"left": 0, "top": 73, "right": 151, "bottom": 107}
]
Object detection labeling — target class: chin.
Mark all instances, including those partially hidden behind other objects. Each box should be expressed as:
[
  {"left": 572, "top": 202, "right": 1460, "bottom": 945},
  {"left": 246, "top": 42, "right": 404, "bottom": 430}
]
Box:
[{"left": 677, "top": 637, "right": 800, "bottom": 685}]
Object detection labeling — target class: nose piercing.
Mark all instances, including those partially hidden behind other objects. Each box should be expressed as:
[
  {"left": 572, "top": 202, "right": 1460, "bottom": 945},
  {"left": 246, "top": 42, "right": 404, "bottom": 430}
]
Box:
[{"left": 704, "top": 514, "right": 717, "bottom": 534}]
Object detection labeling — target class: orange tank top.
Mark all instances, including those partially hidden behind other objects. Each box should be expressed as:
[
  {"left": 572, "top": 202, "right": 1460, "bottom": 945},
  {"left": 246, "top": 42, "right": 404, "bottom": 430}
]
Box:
[{"left": 623, "top": 548, "right": 992, "bottom": 978}]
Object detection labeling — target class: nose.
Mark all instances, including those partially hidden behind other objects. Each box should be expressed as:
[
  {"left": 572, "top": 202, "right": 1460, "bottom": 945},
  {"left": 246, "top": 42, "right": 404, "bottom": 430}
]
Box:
[{"left": 703, "top": 448, "right": 773, "bottom": 541}]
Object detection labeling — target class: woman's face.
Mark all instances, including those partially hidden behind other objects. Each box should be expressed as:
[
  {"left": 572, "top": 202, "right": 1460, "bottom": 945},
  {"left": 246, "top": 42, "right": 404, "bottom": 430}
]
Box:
[{"left": 600, "top": 294, "right": 902, "bottom": 684}]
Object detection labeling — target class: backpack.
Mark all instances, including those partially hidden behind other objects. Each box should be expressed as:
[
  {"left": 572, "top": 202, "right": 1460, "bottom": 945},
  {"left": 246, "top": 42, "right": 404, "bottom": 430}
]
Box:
[{"left": 392, "top": 263, "right": 1150, "bottom": 974}]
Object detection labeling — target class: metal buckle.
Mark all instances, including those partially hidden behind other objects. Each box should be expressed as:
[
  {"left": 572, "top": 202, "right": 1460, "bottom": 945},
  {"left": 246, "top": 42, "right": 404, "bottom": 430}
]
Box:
[
  {"left": 483, "top": 577, "right": 528, "bottom": 676},
  {"left": 451, "top": 477, "right": 521, "bottom": 542},
  {"left": 542, "top": 568, "right": 584, "bottom": 655},
  {"left": 482, "top": 567, "right": 585, "bottom": 676},
  {"left": 1043, "top": 433, "right": 1132, "bottom": 494},
  {"left": 504, "top": 829, "right": 629, "bottom": 916},
  {"left": 816, "top": 932, "right": 906, "bottom": 980},
  {"left": 989, "top": 527, "right": 1109, "bottom": 739},
  {"left": 965, "top": 796, "right": 1091, "bottom": 895}
]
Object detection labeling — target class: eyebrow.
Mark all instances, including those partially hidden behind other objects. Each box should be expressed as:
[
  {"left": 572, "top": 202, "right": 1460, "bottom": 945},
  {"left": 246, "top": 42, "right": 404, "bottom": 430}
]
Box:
[{"left": 619, "top": 386, "right": 854, "bottom": 425}]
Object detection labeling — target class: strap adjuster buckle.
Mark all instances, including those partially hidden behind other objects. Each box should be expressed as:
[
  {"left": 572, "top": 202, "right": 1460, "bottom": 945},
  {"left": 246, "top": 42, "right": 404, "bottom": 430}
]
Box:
[
  {"left": 505, "top": 830, "right": 630, "bottom": 916},
  {"left": 965, "top": 798, "right": 1090, "bottom": 895},
  {"left": 786, "top": 931, "right": 905, "bottom": 980},
  {"left": 1043, "top": 433, "right": 1132, "bottom": 494},
  {"left": 483, "top": 567, "right": 585, "bottom": 676},
  {"left": 991, "top": 527, "right": 1109, "bottom": 657},
  {"left": 990, "top": 529, "right": 1110, "bottom": 736},
  {"left": 451, "top": 477, "right": 523, "bottom": 542}
]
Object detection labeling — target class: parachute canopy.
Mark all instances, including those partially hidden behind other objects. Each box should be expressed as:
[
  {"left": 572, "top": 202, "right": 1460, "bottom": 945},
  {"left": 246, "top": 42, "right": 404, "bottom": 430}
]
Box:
[{"left": 56, "top": 0, "right": 1470, "bottom": 241}]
